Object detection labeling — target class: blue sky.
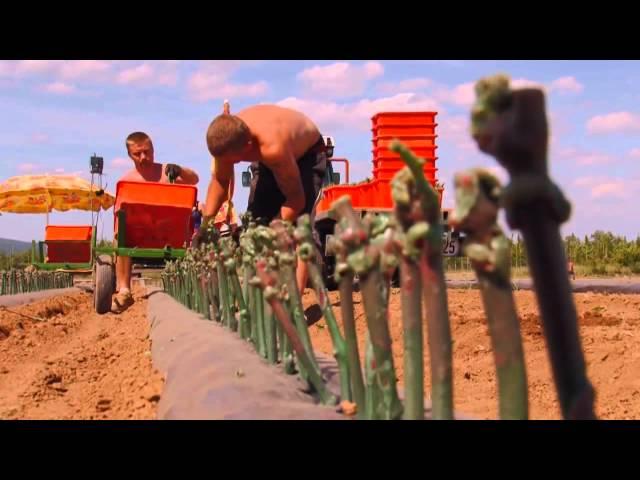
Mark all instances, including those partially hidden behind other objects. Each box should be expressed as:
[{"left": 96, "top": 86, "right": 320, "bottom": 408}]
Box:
[{"left": 1, "top": 60, "right": 639, "bottom": 242}]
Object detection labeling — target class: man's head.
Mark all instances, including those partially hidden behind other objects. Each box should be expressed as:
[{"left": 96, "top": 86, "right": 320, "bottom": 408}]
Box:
[
  {"left": 206, "top": 115, "right": 252, "bottom": 164},
  {"left": 126, "top": 131, "right": 154, "bottom": 168}
]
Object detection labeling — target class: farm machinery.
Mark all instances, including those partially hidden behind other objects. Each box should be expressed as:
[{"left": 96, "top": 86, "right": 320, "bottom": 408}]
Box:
[{"left": 242, "top": 111, "right": 465, "bottom": 287}]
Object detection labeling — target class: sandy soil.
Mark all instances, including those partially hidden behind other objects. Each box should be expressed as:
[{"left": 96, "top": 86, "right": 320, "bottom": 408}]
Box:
[
  {"left": 0, "top": 287, "right": 163, "bottom": 420},
  {"left": 2, "top": 282, "right": 637, "bottom": 420},
  {"left": 304, "top": 288, "right": 640, "bottom": 420}
]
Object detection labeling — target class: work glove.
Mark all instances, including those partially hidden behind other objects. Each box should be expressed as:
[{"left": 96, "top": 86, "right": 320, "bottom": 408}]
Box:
[
  {"left": 191, "top": 217, "right": 219, "bottom": 250},
  {"left": 165, "top": 164, "right": 183, "bottom": 182}
]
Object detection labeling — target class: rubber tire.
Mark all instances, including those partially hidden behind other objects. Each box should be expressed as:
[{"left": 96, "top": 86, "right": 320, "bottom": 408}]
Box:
[
  {"left": 315, "top": 221, "right": 338, "bottom": 291},
  {"left": 321, "top": 253, "right": 338, "bottom": 291},
  {"left": 94, "top": 255, "right": 115, "bottom": 314}
]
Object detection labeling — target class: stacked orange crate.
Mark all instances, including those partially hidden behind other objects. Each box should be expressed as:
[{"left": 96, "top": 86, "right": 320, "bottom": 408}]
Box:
[
  {"left": 370, "top": 112, "right": 439, "bottom": 184},
  {"left": 45, "top": 225, "right": 94, "bottom": 263}
]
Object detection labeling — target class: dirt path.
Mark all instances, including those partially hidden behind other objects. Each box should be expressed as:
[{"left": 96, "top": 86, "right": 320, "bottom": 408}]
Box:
[
  {"left": 305, "top": 289, "right": 640, "bottom": 420},
  {"left": 0, "top": 287, "right": 163, "bottom": 420},
  {"left": 4, "top": 282, "right": 636, "bottom": 420}
]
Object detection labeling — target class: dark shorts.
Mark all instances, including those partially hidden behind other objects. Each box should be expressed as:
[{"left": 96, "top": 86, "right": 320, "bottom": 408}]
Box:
[{"left": 247, "top": 137, "right": 327, "bottom": 225}]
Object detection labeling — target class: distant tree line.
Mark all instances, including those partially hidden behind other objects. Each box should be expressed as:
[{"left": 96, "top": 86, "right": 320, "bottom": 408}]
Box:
[
  {"left": 2, "top": 232, "right": 639, "bottom": 276},
  {"left": 448, "top": 230, "right": 640, "bottom": 276},
  {"left": 560, "top": 231, "right": 640, "bottom": 275},
  {"left": 0, "top": 250, "right": 31, "bottom": 270}
]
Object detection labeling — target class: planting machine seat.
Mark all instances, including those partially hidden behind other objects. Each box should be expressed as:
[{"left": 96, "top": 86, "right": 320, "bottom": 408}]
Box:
[{"left": 93, "top": 180, "right": 198, "bottom": 314}]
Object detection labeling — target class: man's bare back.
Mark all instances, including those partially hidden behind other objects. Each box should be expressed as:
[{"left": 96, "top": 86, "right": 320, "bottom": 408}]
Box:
[
  {"left": 236, "top": 105, "right": 321, "bottom": 168},
  {"left": 201, "top": 104, "right": 326, "bottom": 297}
]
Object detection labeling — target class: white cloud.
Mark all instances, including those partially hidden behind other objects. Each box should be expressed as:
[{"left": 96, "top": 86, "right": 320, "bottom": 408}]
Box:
[
  {"left": 437, "top": 114, "right": 476, "bottom": 152},
  {"left": 629, "top": 148, "right": 640, "bottom": 158},
  {"left": 54, "top": 168, "right": 65, "bottom": 173},
  {"left": 111, "top": 157, "right": 130, "bottom": 169},
  {"left": 432, "top": 77, "right": 547, "bottom": 109},
  {"left": 186, "top": 61, "right": 265, "bottom": 101},
  {"left": 187, "top": 63, "right": 268, "bottom": 102},
  {"left": 432, "top": 76, "right": 580, "bottom": 110},
  {"left": 587, "top": 112, "right": 640, "bottom": 134},
  {"left": 5, "top": 60, "right": 112, "bottom": 80},
  {"left": 573, "top": 176, "right": 639, "bottom": 200},
  {"left": 297, "top": 62, "right": 384, "bottom": 98},
  {"left": 276, "top": 93, "right": 440, "bottom": 132},
  {"left": 14, "top": 60, "right": 59, "bottom": 75},
  {"left": 558, "top": 147, "right": 579, "bottom": 158},
  {"left": 18, "top": 163, "right": 37, "bottom": 172},
  {"left": 0, "top": 60, "right": 179, "bottom": 89},
  {"left": 157, "top": 72, "right": 178, "bottom": 86},
  {"left": 116, "top": 64, "right": 154, "bottom": 85},
  {"left": 510, "top": 77, "right": 547, "bottom": 90},
  {"left": 58, "top": 60, "right": 112, "bottom": 80},
  {"left": 434, "top": 82, "right": 476, "bottom": 107},
  {"left": 549, "top": 76, "right": 584, "bottom": 94},
  {"left": 0, "top": 60, "right": 10, "bottom": 76},
  {"left": 198, "top": 60, "right": 263, "bottom": 74},
  {"left": 573, "top": 176, "right": 599, "bottom": 187},
  {"left": 549, "top": 110, "right": 574, "bottom": 140},
  {"left": 376, "top": 78, "right": 432, "bottom": 95},
  {"left": 41, "top": 82, "right": 76, "bottom": 95},
  {"left": 558, "top": 147, "right": 614, "bottom": 166},
  {"left": 575, "top": 153, "right": 614, "bottom": 166},
  {"left": 116, "top": 62, "right": 178, "bottom": 87},
  {"left": 189, "top": 73, "right": 268, "bottom": 101},
  {"left": 591, "top": 182, "right": 629, "bottom": 199},
  {"left": 29, "top": 133, "right": 50, "bottom": 144}
]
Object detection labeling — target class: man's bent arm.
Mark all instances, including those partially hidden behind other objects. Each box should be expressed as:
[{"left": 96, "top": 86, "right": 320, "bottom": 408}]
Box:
[
  {"left": 177, "top": 166, "right": 199, "bottom": 185},
  {"left": 203, "top": 160, "right": 233, "bottom": 221},
  {"left": 266, "top": 149, "right": 306, "bottom": 222}
]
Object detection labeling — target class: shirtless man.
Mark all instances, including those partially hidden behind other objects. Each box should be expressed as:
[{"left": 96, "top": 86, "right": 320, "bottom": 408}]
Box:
[
  {"left": 197, "top": 104, "right": 327, "bottom": 294},
  {"left": 112, "top": 131, "right": 199, "bottom": 313}
]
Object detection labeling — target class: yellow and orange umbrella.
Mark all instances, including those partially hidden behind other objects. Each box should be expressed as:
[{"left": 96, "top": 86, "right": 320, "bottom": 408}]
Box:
[{"left": 0, "top": 174, "right": 115, "bottom": 215}]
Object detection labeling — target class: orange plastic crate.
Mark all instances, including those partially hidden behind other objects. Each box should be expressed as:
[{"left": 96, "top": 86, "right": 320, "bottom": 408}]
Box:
[
  {"left": 114, "top": 181, "right": 196, "bottom": 211},
  {"left": 373, "top": 145, "right": 437, "bottom": 160},
  {"left": 372, "top": 157, "right": 436, "bottom": 171},
  {"left": 45, "top": 225, "right": 93, "bottom": 241},
  {"left": 316, "top": 180, "right": 393, "bottom": 214},
  {"left": 45, "top": 225, "right": 93, "bottom": 263},
  {"left": 316, "top": 110, "right": 443, "bottom": 216},
  {"left": 372, "top": 112, "right": 437, "bottom": 127},
  {"left": 316, "top": 177, "right": 443, "bottom": 216},
  {"left": 372, "top": 123, "right": 437, "bottom": 137},
  {"left": 373, "top": 135, "right": 437, "bottom": 149},
  {"left": 114, "top": 181, "right": 197, "bottom": 249},
  {"left": 373, "top": 166, "right": 437, "bottom": 182}
]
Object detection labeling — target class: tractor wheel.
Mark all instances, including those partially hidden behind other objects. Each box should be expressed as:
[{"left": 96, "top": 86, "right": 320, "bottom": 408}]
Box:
[
  {"left": 321, "top": 253, "right": 338, "bottom": 291},
  {"left": 314, "top": 220, "right": 339, "bottom": 291},
  {"left": 94, "top": 255, "right": 115, "bottom": 314}
]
